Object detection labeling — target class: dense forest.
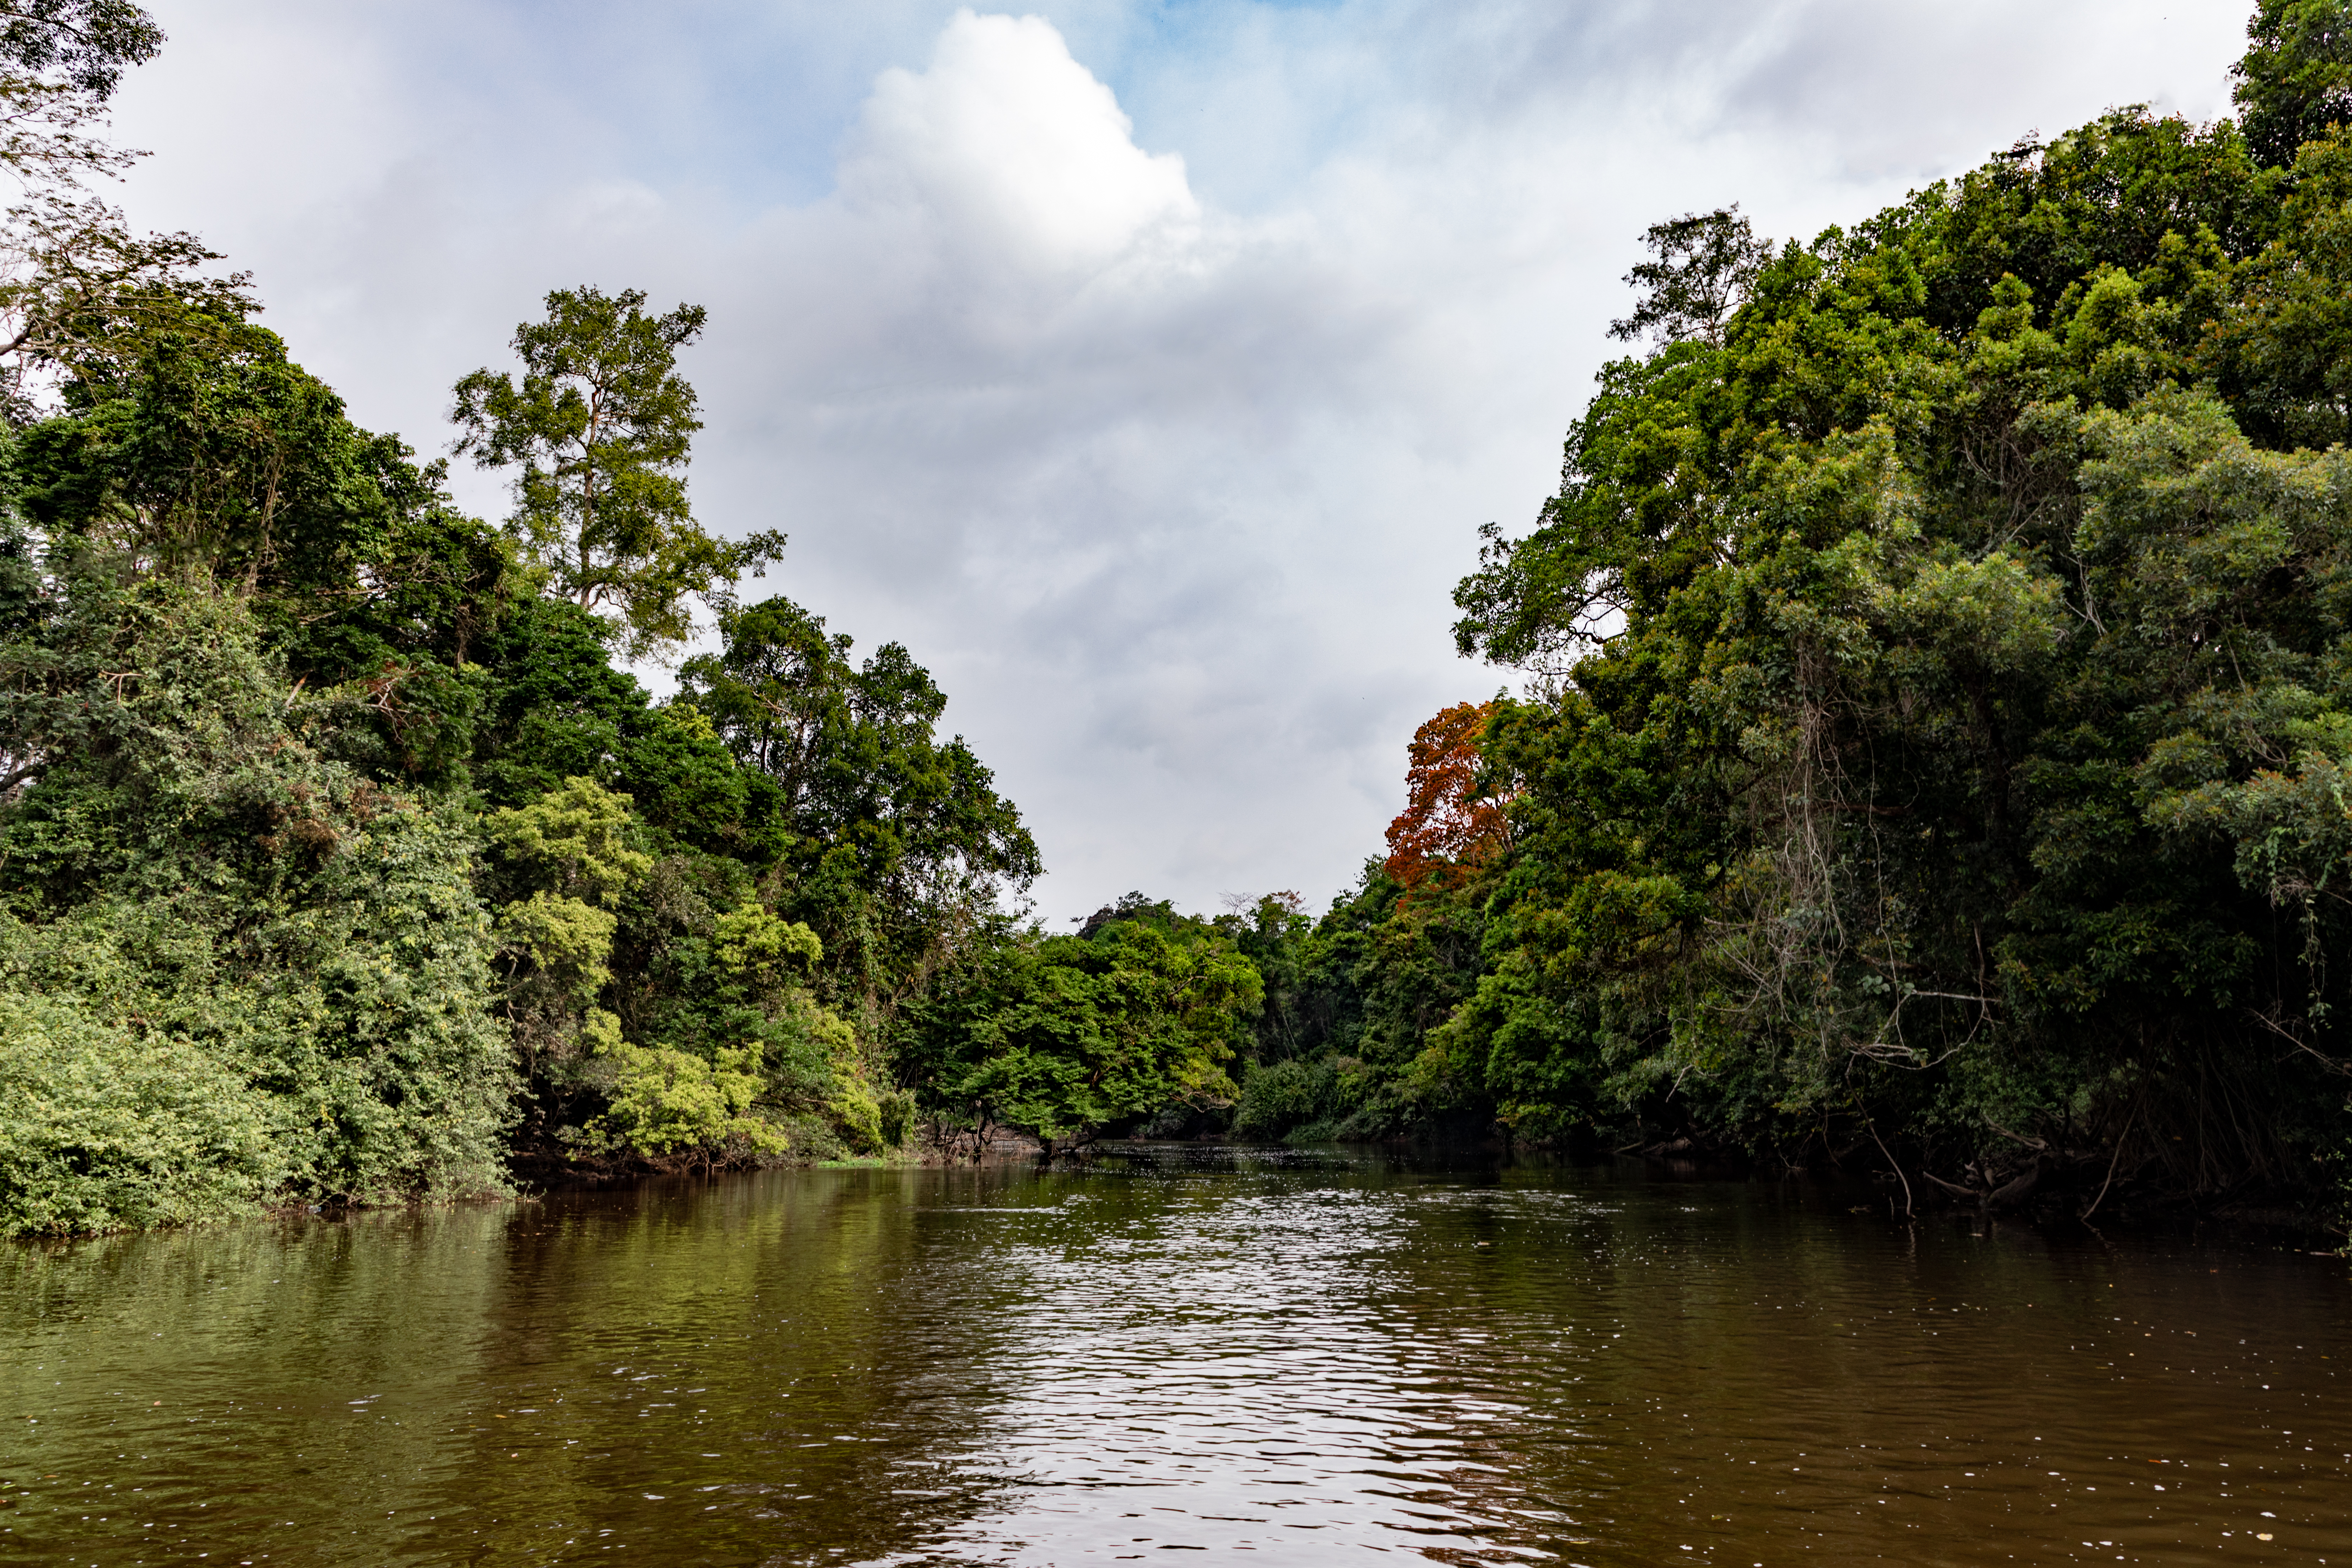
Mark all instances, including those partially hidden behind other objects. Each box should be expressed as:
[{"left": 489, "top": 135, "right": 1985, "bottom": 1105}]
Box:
[
  {"left": 0, "top": 0, "right": 1259, "bottom": 1234},
  {"left": 7, "top": 1, "right": 2352, "bottom": 1235},
  {"left": 1223, "top": 0, "right": 2352, "bottom": 1228}
]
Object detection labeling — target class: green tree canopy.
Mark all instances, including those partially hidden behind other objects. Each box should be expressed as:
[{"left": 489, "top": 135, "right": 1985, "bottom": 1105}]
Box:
[
  {"left": 680, "top": 594, "right": 1042, "bottom": 1009},
  {"left": 1608, "top": 205, "right": 1773, "bottom": 348},
  {"left": 2235, "top": 0, "right": 2352, "bottom": 167},
  {"left": 914, "top": 914, "right": 1260, "bottom": 1156},
  {"left": 0, "top": 0, "right": 162, "bottom": 98},
  {"left": 452, "top": 286, "right": 783, "bottom": 660},
  {"left": 1414, "top": 92, "right": 2352, "bottom": 1202}
]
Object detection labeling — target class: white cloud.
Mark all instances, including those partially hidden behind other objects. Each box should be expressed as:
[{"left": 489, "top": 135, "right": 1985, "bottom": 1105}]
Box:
[
  {"left": 108, "top": 0, "right": 2256, "bottom": 920},
  {"left": 845, "top": 11, "right": 1200, "bottom": 272},
  {"left": 663, "top": 11, "right": 1463, "bottom": 916}
]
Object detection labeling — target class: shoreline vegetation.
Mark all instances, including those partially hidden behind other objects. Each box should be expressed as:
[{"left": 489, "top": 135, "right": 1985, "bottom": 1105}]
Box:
[{"left": 10, "top": 2, "right": 2352, "bottom": 1242}]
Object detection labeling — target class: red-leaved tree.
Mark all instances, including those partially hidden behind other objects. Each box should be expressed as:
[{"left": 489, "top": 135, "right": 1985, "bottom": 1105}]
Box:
[{"left": 1383, "top": 701, "right": 1510, "bottom": 904}]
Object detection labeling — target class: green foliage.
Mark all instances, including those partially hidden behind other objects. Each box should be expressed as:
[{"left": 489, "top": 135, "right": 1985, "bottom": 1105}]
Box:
[
  {"left": 0, "top": 988, "right": 280, "bottom": 1235},
  {"left": 0, "top": 584, "right": 514, "bottom": 1223},
  {"left": 476, "top": 775, "right": 651, "bottom": 1111},
  {"left": 0, "top": 1, "right": 163, "bottom": 100},
  {"left": 18, "top": 305, "right": 396, "bottom": 586},
  {"left": 484, "top": 774, "right": 653, "bottom": 907},
  {"left": 466, "top": 595, "right": 650, "bottom": 807},
  {"left": 906, "top": 906, "right": 1261, "bottom": 1153},
  {"left": 7, "top": 286, "right": 521, "bottom": 790},
  {"left": 713, "top": 901, "right": 822, "bottom": 984},
  {"left": 680, "top": 594, "right": 1041, "bottom": 1016},
  {"left": 1610, "top": 206, "right": 1774, "bottom": 348},
  {"left": 1370, "top": 72, "right": 2352, "bottom": 1210},
  {"left": 495, "top": 891, "right": 619, "bottom": 1005},
  {"left": 452, "top": 286, "right": 784, "bottom": 660},
  {"left": 69, "top": 1, "right": 2352, "bottom": 1233},
  {"left": 2235, "top": 0, "right": 2352, "bottom": 168},
  {"left": 1231, "top": 1055, "right": 1367, "bottom": 1142},
  {"left": 588, "top": 1038, "right": 786, "bottom": 1161},
  {"left": 0, "top": 11, "right": 1083, "bottom": 1232}
]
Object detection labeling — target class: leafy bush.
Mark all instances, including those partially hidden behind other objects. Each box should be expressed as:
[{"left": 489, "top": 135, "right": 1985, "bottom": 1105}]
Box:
[
  {"left": 587, "top": 1037, "right": 786, "bottom": 1161},
  {"left": 1232, "top": 1058, "right": 1334, "bottom": 1140},
  {"left": 0, "top": 585, "right": 515, "bottom": 1227},
  {"left": 0, "top": 990, "right": 283, "bottom": 1235}
]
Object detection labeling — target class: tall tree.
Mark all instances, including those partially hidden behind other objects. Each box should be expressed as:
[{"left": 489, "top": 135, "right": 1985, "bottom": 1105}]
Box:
[
  {"left": 1383, "top": 701, "right": 1510, "bottom": 905},
  {"left": 451, "top": 286, "right": 783, "bottom": 660},
  {"left": 0, "top": 1, "right": 162, "bottom": 98},
  {"left": 2234, "top": 0, "right": 2352, "bottom": 166},
  {"left": 1608, "top": 205, "right": 1772, "bottom": 348},
  {"left": 680, "top": 594, "right": 1042, "bottom": 1008}
]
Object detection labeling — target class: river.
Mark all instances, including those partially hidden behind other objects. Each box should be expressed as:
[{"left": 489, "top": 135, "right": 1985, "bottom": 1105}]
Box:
[{"left": 2, "top": 1145, "right": 2346, "bottom": 1566}]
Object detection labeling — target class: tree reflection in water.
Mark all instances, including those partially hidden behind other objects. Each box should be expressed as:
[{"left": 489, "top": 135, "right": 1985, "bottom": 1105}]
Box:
[{"left": 2, "top": 1148, "right": 2346, "bottom": 1565}]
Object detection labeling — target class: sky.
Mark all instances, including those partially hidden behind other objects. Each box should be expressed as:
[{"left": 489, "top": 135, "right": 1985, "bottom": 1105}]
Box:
[{"left": 106, "top": 0, "right": 2253, "bottom": 923}]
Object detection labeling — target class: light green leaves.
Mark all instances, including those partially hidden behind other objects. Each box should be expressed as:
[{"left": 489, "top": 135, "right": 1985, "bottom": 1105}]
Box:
[
  {"left": 493, "top": 891, "right": 618, "bottom": 1006},
  {"left": 481, "top": 776, "right": 647, "bottom": 1075},
  {"left": 483, "top": 775, "right": 651, "bottom": 907},
  {"left": 0, "top": 988, "right": 283, "bottom": 1236},
  {"left": 587, "top": 1039, "right": 786, "bottom": 1160},
  {"left": 713, "top": 903, "right": 822, "bottom": 989}
]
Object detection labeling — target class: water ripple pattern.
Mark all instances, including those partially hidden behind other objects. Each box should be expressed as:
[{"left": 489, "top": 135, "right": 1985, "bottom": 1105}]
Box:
[{"left": 1, "top": 1146, "right": 2346, "bottom": 1566}]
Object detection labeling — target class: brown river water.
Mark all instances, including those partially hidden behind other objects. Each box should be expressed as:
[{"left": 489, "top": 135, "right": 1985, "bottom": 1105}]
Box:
[{"left": 1, "top": 1145, "right": 2347, "bottom": 1567}]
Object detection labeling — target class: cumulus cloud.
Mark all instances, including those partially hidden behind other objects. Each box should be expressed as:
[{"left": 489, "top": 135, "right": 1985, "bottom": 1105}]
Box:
[
  {"left": 846, "top": 13, "right": 1200, "bottom": 271},
  {"left": 109, "top": 0, "right": 2252, "bottom": 919},
  {"left": 686, "top": 12, "right": 1441, "bottom": 909}
]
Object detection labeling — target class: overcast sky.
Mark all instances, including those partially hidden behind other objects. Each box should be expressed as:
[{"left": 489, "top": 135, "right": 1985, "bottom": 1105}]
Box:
[{"left": 109, "top": 0, "right": 2251, "bottom": 922}]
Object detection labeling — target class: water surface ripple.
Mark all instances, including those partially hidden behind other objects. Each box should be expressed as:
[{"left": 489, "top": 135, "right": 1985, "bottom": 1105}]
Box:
[{"left": 2, "top": 1146, "right": 2346, "bottom": 1566}]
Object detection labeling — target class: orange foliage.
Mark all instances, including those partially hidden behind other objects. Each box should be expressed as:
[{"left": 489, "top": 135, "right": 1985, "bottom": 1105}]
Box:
[{"left": 1383, "top": 701, "right": 1510, "bottom": 901}]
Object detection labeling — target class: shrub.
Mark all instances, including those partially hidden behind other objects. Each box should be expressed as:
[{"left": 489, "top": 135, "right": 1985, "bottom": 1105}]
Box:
[{"left": 0, "top": 991, "right": 285, "bottom": 1235}]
